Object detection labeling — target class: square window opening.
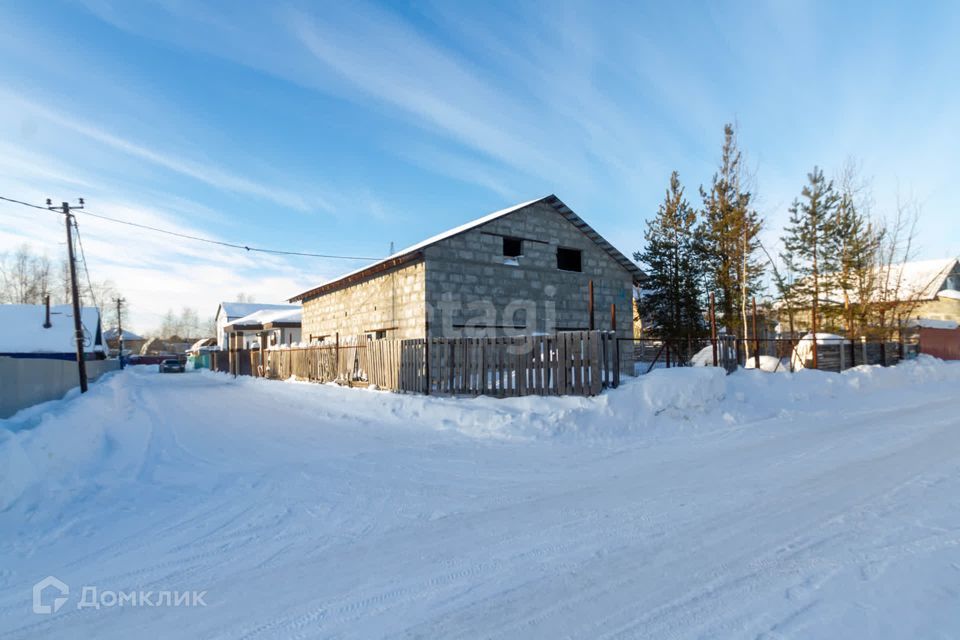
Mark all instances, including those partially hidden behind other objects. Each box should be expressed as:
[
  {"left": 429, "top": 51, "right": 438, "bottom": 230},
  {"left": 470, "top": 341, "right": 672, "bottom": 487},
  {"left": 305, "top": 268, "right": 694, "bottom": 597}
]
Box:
[
  {"left": 557, "top": 247, "right": 582, "bottom": 272},
  {"left": 503, "top": 236, "right": 523, "bottom": 258}
]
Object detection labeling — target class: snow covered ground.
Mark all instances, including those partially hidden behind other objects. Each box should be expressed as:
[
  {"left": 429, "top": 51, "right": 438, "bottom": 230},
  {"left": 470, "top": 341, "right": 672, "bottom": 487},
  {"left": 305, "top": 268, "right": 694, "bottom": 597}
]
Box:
[{"left": 2, "top": 359, "right": 960, "bottom": 638}]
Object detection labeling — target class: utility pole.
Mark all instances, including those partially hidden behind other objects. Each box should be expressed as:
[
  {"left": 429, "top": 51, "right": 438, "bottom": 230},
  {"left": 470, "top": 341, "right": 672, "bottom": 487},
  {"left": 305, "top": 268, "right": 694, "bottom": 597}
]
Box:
[
  {"left": 48, "top": 198, "right": 88, "bottom": 393},
  {"left": 115, "top": 297, "right": 127, "bottom": 369}
]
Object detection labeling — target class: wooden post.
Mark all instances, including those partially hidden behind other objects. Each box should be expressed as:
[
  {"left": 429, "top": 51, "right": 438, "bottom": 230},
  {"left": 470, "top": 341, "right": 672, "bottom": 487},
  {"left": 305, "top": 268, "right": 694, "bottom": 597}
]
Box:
[
  {"left": 752, "top": 297, "right": 760, "bottom": 370},
  {"left": 610, "top": 303, "right": 617, "bottom": 382},
  {"left": 588, "top": 280, "right": 595, "bottom": 331},
  {"left": 709, "top": 292, "right": 718, "bottom": 367},
  {"left": 423, "top": 320, "right": 430, "bottom": 395},
  {"left": 811, "top": 300, "right": 819, "bottom": 370},
  {"left": 259, "top": 332, "right": 267, "bottom": 377}
]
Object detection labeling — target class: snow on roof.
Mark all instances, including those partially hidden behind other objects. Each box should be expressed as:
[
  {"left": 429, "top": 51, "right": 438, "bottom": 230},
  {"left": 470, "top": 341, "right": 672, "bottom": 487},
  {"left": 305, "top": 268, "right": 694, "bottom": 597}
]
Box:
[
  {"left": 291, "top": 198, "right": 541, "bottom": 300},
  {"left": 188, "top": 337, "right": 218, "bottom": 351},
  {"left": 937, "top": 289, "right": 960, "bottom": 301},
  {"left": 290, "top": 195, "right": 645, "bottom": 301},
  {"left": 219, "top": 302, "right": 300, "bottom": 321},
  {"left": 103, "top": 327, "right": 144, "bottom": 341},
  {"left": 228, "top": 307, "right": 302, "bottom": 328},
  {"left": 0, "top": 304, "right": 102, "bottom": 354},
  {"left": 881, "top": 258, "right": 958, "bottom": 300},
  {"left": 905, "top": 317, "right": 960, "bottom": 330},
  {"left": 801, "top": 258, "right": 959, "bottom": 305}
]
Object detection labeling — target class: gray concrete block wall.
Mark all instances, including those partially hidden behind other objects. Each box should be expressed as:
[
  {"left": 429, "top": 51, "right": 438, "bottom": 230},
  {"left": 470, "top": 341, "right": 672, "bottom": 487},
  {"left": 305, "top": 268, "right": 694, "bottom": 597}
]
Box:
[
  {"left": 422, "top": 202, "right": 635, "bottom": 345},
  {"left": 297, "top": 201, "right": 637, "bottom": 374},
  {"left": 300, "top": 261, "right": 426, "bottom": 342}
]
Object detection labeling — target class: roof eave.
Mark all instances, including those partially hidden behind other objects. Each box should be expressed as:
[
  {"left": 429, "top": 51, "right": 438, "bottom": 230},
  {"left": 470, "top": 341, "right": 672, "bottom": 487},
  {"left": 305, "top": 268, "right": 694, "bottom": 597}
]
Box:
[{"left": 290, "top": 251, "right": 425, "bottom": 302}]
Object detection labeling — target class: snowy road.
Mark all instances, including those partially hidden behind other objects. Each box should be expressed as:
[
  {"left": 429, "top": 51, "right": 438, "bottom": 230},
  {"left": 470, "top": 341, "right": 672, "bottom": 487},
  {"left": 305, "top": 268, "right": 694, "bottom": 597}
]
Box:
[{"left": 1, "top": 361, "right": 960, "bottom": 638}]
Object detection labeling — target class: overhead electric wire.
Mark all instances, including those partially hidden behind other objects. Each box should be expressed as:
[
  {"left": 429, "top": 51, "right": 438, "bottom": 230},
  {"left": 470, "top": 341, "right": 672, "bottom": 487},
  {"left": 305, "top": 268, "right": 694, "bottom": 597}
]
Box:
[
  {"left": 0, "top": 194, "right": 52, "bottom": 211},
  {"left": 0, "top": 193, "right": 381, "bottom": 261},
  {"left": 72, "top": 218, "right": 101, "bottom": 313}
]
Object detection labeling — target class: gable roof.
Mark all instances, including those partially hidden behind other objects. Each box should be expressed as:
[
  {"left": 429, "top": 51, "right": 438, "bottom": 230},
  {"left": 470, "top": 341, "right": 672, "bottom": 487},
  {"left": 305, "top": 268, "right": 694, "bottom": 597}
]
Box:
[
  {"left": 0, "top": 304, "right": 103, "bottom": 354},
  {"left": 103, "top": 327, "right": 144, "bottom": 341},
  {"left": 217, "top": 302, "right": 300, "bottom": 322},
  {"left": 882, "top": 258, "right": 959, "bottom": 300},
  {"left": 291, "top": 195, "right": 644, "bottom": 302}
]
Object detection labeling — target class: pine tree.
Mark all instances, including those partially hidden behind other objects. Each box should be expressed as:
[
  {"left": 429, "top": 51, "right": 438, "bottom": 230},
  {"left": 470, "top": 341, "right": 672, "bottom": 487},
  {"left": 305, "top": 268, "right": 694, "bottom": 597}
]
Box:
[
  {"left": 832, "top": 185, "right": 881, "bottom": 335},
  {"left": 698, "top": 124, "right": 764, "bottom": 342},
  {"left": 781, "top": 167, "right": 841, "bottom": 334},
  {"left": 634, "top": 171, "right": 704, "bottom": 355}
]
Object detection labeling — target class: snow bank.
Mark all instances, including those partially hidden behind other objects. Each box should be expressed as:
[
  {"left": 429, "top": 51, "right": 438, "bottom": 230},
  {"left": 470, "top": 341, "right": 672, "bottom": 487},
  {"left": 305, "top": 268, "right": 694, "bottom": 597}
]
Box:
[
  {"left": 744, "top": 354, "right": 787, "bottom": 372},
  {"left": 3, "top": 357, "right": 960, "bottom": 512}
]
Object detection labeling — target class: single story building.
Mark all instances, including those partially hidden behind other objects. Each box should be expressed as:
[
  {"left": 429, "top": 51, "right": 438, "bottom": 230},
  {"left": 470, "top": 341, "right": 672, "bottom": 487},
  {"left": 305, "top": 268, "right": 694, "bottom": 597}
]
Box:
[
  {"left": 214, "top": 302, "right": 301, "bottom": 349},
  {"left": 777, "top": 257, "right": 960, "bottom": 336},
  {"left": 222, "top": 307, "right": 302, "bottom": 351},
  {"left": 289, "top": 195, "right": 644, "bottom": 350},
  {"left": 0, "top": 303, "right": 105, "bottom": 360},
  {"left": 103, "top": 327, "right": 146, "bottom": 356},
  {"left": 0, "top": 303, "right": 115, "bottom": 418}
]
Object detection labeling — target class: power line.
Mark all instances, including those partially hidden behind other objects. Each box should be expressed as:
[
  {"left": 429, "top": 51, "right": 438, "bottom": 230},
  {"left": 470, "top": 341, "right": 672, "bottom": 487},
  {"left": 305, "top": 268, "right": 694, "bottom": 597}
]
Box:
[
  {"left": 0, "top": 194, "right": 381, "bottom": 261},
  {"left": 0, "top": 194, "right": 53, "bottom": 211},
  {"left": 72, "top": 218, "right": 100, "bottom": 313}
]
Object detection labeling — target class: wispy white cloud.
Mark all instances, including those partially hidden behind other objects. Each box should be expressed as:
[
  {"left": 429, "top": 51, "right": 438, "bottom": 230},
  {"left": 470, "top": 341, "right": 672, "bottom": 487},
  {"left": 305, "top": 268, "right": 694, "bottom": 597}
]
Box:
[{"left": 2, "top": 91, "right": 321, "bottom": 213}]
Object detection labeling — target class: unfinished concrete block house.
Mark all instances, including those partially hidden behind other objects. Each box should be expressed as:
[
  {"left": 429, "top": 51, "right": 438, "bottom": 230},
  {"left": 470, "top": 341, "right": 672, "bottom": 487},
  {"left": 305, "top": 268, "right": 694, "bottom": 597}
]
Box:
[{"left": 290, "top": 195, "right": 644, "bottom": 350}]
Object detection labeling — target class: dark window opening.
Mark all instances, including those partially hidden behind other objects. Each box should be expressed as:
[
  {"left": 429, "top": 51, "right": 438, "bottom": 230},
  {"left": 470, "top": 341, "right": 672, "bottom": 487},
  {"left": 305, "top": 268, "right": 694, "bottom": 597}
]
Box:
[
  {"left": 375, "top": 330, "right": 387, "bottom": 340},
  {"left": 503, "top": 236, "right": 523, "bottom": 258},
  {"left": 557, "top": 247, "right": 582, "bottom": 272}
]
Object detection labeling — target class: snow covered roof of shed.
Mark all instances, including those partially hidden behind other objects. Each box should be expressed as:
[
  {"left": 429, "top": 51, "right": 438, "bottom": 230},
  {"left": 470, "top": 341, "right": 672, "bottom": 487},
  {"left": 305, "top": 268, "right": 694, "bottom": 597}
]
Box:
[
  {"left": 218, "top": 302, "right": 300, "bottom": 322},
  {"left": 224, "top": 307, "right": 302, "bottom": 331},
  {"left": 290, "top": 195, "right": 645, "bottom": 302},
  {"left": 0, "top": 304, "right": 103, "bottom": 354}
]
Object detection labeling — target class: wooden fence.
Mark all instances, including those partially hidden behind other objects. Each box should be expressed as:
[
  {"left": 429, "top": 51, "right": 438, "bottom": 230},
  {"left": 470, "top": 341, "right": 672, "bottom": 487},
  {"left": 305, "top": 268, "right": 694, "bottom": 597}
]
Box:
[
  {"left": 630, "top": 335, "right": 919, "bottom": 374},
  {"left": 214, "top": 331, "right": 620, "bottom": 397}
]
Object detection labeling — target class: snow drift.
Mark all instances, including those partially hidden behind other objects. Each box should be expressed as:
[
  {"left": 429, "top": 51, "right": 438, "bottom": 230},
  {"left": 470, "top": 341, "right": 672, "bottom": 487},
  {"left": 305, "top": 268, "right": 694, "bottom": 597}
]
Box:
[{"left": 2, "top": 357, "right": 960, "bottom": 639}]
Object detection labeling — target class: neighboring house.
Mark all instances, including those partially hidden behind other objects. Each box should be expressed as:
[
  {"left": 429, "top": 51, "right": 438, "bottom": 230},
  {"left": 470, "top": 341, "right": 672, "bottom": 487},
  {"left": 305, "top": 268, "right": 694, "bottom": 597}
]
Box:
[
  {"left": 214, "top": 302, "right": 301, "bottom": 349},
  {"left": 187, "top": 337, "right": 218, "bottom": 354},
  {"left": 0, "top": 303, "right": 105, "bottom": 359},
  {"left": 776, "top": 257, "right": 960, "bottom": 335},
  {"left": 901, "top": 258, "right": 960, "bottom": 325},
  {"left": 222, "top": 307, "right": 302, "bottom": 349},
  {"left": 0, "top": 303, "right": 115, "bottom": 418},
  {"left": 139, "top": 337, "right": 196, "bottom": 356},
  {"left": 290, "top": 195, "right": 644, "bottom": 346},
  {"left": 102, "top": 327, "right": 146, "bottom": 356}
]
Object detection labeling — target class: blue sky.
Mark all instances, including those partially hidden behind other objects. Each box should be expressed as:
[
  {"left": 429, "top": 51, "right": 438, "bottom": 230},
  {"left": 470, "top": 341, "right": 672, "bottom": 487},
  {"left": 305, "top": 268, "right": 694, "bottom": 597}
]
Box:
[{"left": 1, "top": 0, "right": 958, "bottom": 331}]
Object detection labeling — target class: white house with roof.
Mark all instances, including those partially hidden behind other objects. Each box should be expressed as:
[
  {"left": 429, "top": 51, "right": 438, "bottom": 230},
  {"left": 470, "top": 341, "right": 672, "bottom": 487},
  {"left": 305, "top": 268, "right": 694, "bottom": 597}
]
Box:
[
  {"left": 0, "top": 303, "right": 105, "bottom": 359},
  {"left": 214, "top": 302, "right": 301, "bottom": 349},
  {"left": 0, "top": 303, "right": 116, "bottom": 418},
  {"left": 222, "top": 307, "right": 302, "bottom": 349}
]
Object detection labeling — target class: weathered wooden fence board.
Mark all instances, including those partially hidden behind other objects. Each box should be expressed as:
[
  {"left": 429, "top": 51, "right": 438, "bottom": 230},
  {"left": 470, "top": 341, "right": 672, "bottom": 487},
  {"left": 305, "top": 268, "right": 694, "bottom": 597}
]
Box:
[{"left": 222, "top": 331, "right": 619, "bottom": 398}]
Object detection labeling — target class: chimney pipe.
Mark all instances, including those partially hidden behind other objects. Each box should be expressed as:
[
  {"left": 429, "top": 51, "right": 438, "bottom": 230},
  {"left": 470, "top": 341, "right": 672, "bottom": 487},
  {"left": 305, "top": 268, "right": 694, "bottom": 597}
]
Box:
[{"left": 43, "top": 294, "right": 52, "bottom": 328}]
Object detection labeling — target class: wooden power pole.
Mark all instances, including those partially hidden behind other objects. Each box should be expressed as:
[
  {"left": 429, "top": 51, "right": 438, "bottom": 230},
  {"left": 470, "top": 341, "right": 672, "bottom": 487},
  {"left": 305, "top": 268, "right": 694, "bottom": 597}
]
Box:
[{"left": 49, "top": 198, "right": 88, "bottom": 393}]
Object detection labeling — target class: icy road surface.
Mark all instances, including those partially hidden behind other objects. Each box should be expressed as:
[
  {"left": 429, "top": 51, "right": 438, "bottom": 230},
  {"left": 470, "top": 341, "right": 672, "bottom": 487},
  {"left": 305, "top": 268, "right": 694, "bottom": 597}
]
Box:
[{"left": 1, "top": 359, "right": 959, "bottom": 639}]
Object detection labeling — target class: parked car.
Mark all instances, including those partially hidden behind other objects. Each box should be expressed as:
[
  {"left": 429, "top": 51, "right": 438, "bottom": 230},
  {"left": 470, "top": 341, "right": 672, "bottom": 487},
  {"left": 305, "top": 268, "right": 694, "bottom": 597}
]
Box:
[{"left": 159, "top": 359, "right": 185, "bottom": 373}]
